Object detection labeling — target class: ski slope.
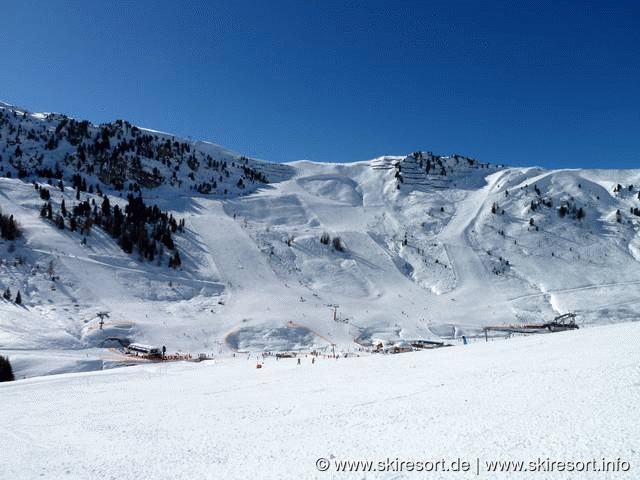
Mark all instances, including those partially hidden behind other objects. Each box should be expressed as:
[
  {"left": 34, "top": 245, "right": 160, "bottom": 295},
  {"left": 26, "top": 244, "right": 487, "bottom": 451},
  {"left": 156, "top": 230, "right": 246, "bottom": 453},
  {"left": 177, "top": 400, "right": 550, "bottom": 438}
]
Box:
[
  {"left": 3, "top": 104, "right": 640, "bottom": 379},
  {"left": 1, "top": 322, "right": 638, "bottom": 479}
]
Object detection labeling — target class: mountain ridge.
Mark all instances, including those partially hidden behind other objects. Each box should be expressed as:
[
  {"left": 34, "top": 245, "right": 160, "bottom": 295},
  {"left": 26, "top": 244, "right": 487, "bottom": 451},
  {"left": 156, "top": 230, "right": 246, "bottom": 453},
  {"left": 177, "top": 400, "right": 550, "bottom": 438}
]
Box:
[{"left": 1, "top": 102, "right": 639, "bottom": 379}]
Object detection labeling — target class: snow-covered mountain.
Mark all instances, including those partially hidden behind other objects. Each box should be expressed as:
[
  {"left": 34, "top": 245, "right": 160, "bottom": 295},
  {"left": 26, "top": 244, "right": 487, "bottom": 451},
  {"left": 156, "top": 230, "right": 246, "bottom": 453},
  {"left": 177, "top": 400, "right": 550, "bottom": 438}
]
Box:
[{"left": 2, "top": 102, "right": 640, "bottom": 378}]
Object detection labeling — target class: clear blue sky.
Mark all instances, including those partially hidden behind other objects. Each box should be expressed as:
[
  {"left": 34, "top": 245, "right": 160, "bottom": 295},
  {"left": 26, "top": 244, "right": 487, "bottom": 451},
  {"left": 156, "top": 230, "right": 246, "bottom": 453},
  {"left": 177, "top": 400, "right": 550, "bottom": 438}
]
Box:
[{"left": 1, "top": 0, "right": 639, "bottom": 169}]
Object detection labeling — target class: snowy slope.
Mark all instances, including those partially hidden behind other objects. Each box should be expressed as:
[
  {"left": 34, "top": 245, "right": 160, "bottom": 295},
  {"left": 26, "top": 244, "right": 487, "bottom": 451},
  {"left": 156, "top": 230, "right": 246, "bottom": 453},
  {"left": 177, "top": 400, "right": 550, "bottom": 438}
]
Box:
[
  {"left": 2, "top": 104, "right": 640, "bottom": 379},
  {"left": 1, "top": 322, "right": 638, "bottom": 479}
]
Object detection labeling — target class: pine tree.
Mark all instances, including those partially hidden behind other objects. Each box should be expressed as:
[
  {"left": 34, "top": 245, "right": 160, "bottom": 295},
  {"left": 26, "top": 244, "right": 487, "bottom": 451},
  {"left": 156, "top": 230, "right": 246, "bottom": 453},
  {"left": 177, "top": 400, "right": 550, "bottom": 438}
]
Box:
[
  {"left": 15, "top": 290, "right": 21, "bottom": 305},
  {"left": 169, "top": 251, "right": 181, "bottom": 268},
  {"left": 0, "top": 213, "right": 20, "bottom": 240},
  {"left": 101, "top": 195, "right": 111, "bottom": 217},
  {"left": 558, "top": 205, "right": 568, "bottom": 218},
  {"left": 0, "top": 355, "right": 14, "bottom": 382}
]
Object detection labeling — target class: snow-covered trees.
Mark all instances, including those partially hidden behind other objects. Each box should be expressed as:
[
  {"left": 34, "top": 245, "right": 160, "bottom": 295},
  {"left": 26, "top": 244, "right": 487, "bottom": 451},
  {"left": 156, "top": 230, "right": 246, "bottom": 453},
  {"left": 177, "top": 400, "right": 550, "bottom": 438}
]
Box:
[
  {"left": 557, "top": 202, "right": 585, "bottom": 221},
  {"left": 332, "top": 236, "right": 344, "bottom": 252},
  {"left": 40, "top": 191, "right": 184, "bottom": 268},
  {"left": 319, "top": 232, "right": 345, "bottom": 252},
  {"left": 0, "top": 106, "right": 272, "bottom": 196},
  {"left": 38, "top": 187, "right": 51, "bottom": 200}
]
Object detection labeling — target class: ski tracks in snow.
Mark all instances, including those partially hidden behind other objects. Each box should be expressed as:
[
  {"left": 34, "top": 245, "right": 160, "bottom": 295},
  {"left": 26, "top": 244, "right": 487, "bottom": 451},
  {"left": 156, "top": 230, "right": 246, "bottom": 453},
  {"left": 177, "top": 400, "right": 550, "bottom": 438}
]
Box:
[{"left": 437, "top": 171, "right": 507, "bottom": 291}]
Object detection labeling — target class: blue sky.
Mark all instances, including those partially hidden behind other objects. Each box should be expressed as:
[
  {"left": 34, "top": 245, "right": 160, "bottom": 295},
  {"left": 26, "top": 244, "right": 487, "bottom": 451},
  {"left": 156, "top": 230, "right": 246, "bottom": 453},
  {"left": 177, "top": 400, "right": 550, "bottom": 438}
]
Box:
[{"left": 1, "top": 1, "right": 639, "bottom": 168}]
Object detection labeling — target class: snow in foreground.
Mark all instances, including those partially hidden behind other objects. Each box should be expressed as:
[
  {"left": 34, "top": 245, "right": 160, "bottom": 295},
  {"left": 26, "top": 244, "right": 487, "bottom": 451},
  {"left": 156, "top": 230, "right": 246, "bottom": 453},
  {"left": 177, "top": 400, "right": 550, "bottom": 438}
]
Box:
[{"left": 1, "top": 322, "right": 639, "bottom": 479}]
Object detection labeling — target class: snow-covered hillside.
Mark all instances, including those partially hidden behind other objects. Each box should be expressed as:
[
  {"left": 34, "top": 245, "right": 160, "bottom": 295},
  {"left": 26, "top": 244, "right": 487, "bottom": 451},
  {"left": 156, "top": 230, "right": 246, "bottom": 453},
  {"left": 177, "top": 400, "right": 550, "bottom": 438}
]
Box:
[
  {"left": 2, "top": 102, "right": 640, "bottom": 379},
  {"left": 1, "top": 322, "right": 638, "bottom": 479}
]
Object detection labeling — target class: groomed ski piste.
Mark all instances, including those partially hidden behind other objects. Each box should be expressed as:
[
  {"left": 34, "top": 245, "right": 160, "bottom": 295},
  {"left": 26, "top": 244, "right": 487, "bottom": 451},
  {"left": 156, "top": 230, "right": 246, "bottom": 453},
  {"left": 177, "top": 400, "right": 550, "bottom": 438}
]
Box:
[
  {"left": 3, "top": 152, "right": 640, "bottom": 377},
  {"left": 0, "top": 104, "right": 639, "bottom": 477},
  {"left": 1, "top": 322, "right": 638, "bottom": 479}
]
